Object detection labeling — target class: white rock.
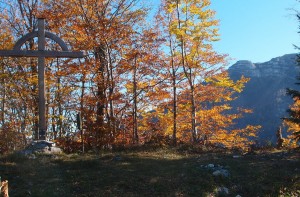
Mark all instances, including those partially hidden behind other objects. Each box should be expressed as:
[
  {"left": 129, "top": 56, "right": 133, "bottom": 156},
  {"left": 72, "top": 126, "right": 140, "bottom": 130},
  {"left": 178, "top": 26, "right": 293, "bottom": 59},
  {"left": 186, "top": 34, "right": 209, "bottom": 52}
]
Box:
[
  {"left": 216, "top": 186, "right": 229, "bottom": 195},
  {"left": 233, "top": 155, "right": 241, "bottom": 158},
  {"left": 27, "top": 154, "right": 36, "bottom": 159},
  {"left": 213, "top": 169, "right": 230, "bottom": 177},
  {"left": 207, "top": 164, "right": 214, "bottom": 168}
]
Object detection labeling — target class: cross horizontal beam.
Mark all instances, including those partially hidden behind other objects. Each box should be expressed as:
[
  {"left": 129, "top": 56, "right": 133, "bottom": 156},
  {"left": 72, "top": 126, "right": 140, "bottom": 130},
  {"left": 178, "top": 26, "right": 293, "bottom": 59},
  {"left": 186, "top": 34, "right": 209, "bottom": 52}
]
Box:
[{"left": 0, "top": 50, "right": 84, "bottom": 58}]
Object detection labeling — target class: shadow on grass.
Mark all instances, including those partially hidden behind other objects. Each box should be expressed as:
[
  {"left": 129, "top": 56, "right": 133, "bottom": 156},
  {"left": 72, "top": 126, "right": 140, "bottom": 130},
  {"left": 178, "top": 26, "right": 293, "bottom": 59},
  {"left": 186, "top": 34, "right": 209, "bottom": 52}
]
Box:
[{"left": 0, "top": 150, "right": 299, "bottom": 197}]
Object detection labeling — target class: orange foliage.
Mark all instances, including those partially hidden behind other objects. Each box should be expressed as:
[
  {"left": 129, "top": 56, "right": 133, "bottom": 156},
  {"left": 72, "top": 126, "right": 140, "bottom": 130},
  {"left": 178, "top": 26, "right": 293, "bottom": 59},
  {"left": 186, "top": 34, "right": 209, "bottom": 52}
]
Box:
[{"left": 0, "top": 0, "right": 260, "bottom": 153}]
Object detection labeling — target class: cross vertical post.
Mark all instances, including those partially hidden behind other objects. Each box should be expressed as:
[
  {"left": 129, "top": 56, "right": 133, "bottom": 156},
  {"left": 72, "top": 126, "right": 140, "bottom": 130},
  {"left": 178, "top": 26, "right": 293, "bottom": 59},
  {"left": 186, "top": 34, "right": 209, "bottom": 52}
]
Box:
[
  {"left": 0, "top": 18, "right": 83, "bottom": 141},
  {"left": 38, "top": 18, "right": 46, "bottom": 140}
]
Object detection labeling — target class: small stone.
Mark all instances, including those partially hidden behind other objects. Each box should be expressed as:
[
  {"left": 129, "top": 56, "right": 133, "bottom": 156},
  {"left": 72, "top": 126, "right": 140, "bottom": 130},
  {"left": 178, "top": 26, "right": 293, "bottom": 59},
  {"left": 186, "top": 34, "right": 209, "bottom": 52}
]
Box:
[
  {"left": 207, "top": 164, "right": 214, "bottom": 168},
  {"left": 113, "top": 156, "right": 122, "bottom": 161},
  {"left": 216, "top": 186, "right": 229, "bottom": 195},
  {"left": 213, "top": 169, "right": 230, "bottom": 177},
  {"left": 236, "top": 195, "right": 242, "bottom": 197},
  {"left": 27, "top": 154, "right": 36, "bottom": 159},
  {"left": 233, "top": 155, "right": 241, "bottom": 158},
  {"left": 49, "top": 147, "right": 62, "bottom": 154}
]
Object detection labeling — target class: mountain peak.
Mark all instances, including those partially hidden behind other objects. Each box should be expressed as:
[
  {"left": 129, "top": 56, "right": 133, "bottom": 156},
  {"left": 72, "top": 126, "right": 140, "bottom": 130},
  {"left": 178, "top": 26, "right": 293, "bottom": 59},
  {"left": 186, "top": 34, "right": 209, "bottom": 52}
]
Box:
[
  {"left": 234, "top": 60, "right": 255, "bottom": 69},
  {"left": 229, "top": 53, "right": 298, "bottom": 78},
  {"left": 228, "top": 53, "right": 298, "bottom": 141}
]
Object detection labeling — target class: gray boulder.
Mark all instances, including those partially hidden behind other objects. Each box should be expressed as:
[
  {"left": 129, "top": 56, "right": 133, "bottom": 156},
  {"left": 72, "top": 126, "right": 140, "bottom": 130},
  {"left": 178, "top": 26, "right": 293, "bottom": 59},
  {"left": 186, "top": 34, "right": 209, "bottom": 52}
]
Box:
[{"left": 19, "top": 140, "right": 62, "bottom": 157}]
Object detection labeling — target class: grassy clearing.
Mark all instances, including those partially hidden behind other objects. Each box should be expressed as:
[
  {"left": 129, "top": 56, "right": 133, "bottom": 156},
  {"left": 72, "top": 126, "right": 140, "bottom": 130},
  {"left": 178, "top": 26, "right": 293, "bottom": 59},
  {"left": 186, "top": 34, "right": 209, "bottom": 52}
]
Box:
[{"left": 0, "top": 148, "right": 299, "bottom": 197}]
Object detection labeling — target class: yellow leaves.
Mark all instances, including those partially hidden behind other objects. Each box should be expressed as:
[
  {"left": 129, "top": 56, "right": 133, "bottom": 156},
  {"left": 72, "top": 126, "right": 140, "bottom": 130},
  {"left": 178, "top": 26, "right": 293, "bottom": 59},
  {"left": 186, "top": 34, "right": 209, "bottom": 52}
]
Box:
[
  {"left": 0, "top": 0, "right": 261, "bottom": 151},
  {"left": 189, "top": 4, "right": 201, "bottom": 15},
  {"left": 206, "top": 73, "right": 233, "bottom": 88},
  {"left": 284, "top": 98, "right": 300, "bottom": 143},
  {"left": 26, "top": 75, "right": 39, "bottom": 85},
  {"left": 0, "top": 28, "right": 14, "bottom": 50},
  {"left": 166, "top": 1, "right": 177, "bottom": 13},
  {"left": 169, "top": 21, "right": 184, "bottom": 37},
  {"left": 206, "top": 72, "right": 249, "bottom": 96},
  {"left": 285, "top": 120, "right": 300, "bottom": 132},
  {"left": 200, "top": 0, "right": 211, "bottom": 8}
]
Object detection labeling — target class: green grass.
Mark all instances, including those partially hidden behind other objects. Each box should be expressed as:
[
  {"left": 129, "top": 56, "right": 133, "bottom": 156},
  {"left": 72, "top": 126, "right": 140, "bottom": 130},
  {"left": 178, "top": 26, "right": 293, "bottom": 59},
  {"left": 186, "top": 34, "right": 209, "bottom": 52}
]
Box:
[{"left": 0, "top": 148, "right": 299, "bottom": 197}]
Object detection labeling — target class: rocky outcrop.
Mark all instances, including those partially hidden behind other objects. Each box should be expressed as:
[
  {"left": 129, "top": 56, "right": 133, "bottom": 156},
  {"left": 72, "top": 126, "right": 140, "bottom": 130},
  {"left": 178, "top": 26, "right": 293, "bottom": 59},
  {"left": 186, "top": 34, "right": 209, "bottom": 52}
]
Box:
[
  {"left": 228, "top": 54, "right": 298, "bottom": 141},
  {"left": 229, "top": 54, "right": 298, "bottom": 78}
]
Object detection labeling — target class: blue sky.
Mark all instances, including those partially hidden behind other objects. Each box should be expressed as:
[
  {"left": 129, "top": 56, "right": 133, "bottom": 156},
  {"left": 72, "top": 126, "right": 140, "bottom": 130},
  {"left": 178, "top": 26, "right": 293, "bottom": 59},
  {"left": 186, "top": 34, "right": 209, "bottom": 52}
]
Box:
[
  {"left": 210, "top": 0, "right": 300, "bottom": 64},
  {"left": 149, "top": 0, "right": 300, "bottom": 65}
]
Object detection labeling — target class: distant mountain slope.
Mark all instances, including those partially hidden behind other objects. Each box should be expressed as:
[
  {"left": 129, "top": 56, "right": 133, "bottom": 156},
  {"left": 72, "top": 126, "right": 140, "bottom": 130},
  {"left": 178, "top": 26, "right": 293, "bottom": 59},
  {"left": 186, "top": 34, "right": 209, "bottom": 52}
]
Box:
[{"left": 228, "top": 54, "right": 299, "bottom": 141}]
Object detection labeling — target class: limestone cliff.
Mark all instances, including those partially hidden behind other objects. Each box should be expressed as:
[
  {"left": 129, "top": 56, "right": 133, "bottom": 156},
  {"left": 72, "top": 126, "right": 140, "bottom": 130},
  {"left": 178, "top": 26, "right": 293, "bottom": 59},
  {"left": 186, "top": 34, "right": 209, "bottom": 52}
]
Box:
[{"left": 228, "top": 54, "right": 298, "bottom": 141}]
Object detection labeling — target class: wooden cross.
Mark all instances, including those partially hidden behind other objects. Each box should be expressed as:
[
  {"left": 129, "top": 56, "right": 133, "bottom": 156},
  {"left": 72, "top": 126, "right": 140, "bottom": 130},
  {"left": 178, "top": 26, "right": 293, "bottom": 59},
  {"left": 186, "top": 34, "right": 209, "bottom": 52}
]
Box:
[{"left": 0, "top": 18, "right": 84, "bottom": 140}]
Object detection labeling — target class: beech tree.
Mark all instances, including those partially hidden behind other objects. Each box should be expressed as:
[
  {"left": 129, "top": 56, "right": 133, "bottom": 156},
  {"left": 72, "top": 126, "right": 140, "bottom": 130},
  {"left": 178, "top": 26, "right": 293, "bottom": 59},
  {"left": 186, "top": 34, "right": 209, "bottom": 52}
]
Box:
[
  {"left": 153, "top": 0, "right": 260, "bottom": 148},
  {"left": 42, "top": 0, "right": 156, "bottom": 146},
  {"left": 0, "top": 0, "right": 43, "bottom": 149},
  {"left": 0, "top": 0, "right": 260, "bottom": 153}
]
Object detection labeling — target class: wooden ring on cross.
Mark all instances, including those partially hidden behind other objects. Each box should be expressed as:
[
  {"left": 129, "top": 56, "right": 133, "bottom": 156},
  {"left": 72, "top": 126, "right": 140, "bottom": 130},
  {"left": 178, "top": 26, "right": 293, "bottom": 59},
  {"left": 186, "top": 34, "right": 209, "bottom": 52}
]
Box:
[{"left": 13, "top": 31, "right": 69, "bottom": 51}]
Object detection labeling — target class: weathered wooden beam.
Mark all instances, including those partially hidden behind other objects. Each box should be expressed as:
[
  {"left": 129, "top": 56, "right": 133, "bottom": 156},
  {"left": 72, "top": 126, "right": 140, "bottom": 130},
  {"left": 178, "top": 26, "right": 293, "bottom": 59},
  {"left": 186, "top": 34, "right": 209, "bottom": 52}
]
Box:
[
  {"left": 38, "top": 18, "right": 46, "bottom": 140},
  {"left": 0, "top": 50, "right": 84, "bottom": 58},
  {"left": 13, "top": 31, "right": 70, "bottom": 51}
]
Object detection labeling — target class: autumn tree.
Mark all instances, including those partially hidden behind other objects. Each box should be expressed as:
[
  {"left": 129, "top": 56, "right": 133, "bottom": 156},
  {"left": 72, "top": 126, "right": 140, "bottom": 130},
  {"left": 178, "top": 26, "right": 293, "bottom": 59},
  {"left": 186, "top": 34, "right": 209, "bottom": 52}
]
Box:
[
  {"left": 41, "top": 0, "right": 159, "bottom": 147},
  {"left": 0, "top": 0, "right": 260, "bottom": 152},
  {"left": 283, "top": 14, "right": 300, "bottom": 145},
  {"left": 152, "top": 0, "right": 260, "bottom": 148},
  {"left": 0, "top": 0, "right": 44, "bottom": 150},
  {"left": 159, "top": 0, "right": 225, "bottom": 143},
  {"left": 154, "top": 2, "right": 182, "bottom": 146}
]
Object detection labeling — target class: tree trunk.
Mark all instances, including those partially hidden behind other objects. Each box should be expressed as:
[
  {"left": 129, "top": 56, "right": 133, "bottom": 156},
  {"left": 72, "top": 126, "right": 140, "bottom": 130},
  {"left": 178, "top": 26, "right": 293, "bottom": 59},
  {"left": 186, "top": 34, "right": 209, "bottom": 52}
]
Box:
[
  {"left": 95, "top": 45, "right": 107, "bottom": 147},
  {"left": 107, "top": 48, "right": 116, "bottom": 142},
  {"left": 172, "top": 62, "right": 177, "bottom": 146},
  {"left": 1, "top": 63, "right": 5, "bottom": 127},
  {"left": 190, "top": 85, "right": 197, "bottom": 143},
  {"left": 132, "top": 60, "right": 139, "bottom": 144},
  {"left": 80, "top": 74, "right": 86, "bottom": 153},
  {"left": 57, "top": 75, "right": 63, "bottom": 138}
]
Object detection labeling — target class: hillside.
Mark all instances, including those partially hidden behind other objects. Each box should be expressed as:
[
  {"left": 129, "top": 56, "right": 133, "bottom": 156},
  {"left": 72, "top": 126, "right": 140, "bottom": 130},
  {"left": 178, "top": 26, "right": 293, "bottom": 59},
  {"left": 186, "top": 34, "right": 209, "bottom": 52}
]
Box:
[{"left": 228, "top": 54, "right": 299, "bottom": 141}]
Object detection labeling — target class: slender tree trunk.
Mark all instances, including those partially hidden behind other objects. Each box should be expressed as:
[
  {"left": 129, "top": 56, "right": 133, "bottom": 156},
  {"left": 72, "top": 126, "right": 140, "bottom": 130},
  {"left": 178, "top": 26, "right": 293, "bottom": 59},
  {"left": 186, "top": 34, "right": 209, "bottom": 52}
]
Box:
[
  {"left": 108, "top": 48, "right": 116, "bottom": 141},
  {"left": 190, "top": 84, "right": 197, "bottom": 142},
  {"left": 1, "top": 64, "right": 6, "bottom": 145},
  {"left": 21, "top": 107, "right": 28, "bottom": 146},
  {"left": 171, "top": 60, "right": 177, "bottom": 146},
  {"left": 104, "top": 45, "right": 115, "bottom": 144},
  {"left": 95, "top": 45, "right": 107, "bottom": 147},
  {"left": 176, "top": 1, "right": 197, "bottom": 143},
  {"left": 1, "top": 64, "right": 5, "bottom": 127},
  {"left": 80, "top": 77, "right": 85, "bottom": 152},
  {"left": 56, "top": 64, "right": 63, "bottom": 138},
  {"left": 52, "top": 112, "right": 57, "bottom": 140},
  {"left": 132, "top": 57, "right": 139, "bottom": 144}
]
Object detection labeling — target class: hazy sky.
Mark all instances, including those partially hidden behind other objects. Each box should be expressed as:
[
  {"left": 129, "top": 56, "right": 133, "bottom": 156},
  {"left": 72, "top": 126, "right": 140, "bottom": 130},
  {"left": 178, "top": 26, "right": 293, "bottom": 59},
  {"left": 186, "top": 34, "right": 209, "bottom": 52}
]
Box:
[{"left": 210, "top": 0, "right": 300, "bottom": 64}]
